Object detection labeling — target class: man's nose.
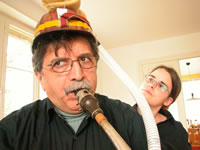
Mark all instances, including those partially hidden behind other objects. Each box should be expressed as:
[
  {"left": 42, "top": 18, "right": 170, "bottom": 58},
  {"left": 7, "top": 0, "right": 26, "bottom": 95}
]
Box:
[{"left": 69, "top": 61, "right": 84, "bottom": 81}]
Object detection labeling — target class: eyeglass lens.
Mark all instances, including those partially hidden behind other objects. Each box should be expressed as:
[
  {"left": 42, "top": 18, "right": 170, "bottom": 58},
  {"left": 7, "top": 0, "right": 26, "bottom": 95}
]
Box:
[
  {"left": 146, "top": 76, "right": 168, "bottom": 92},
  {"left": 51, "top": 56, "right": 96, "bottom": 73}
]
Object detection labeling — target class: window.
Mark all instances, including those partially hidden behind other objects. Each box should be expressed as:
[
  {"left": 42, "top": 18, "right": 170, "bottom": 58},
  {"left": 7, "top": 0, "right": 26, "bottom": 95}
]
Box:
[
  {"left": 0, "top": 24, "right": 47, "bottom": 118},
  {"left": 0, "top": 12, "right": 49, "bottom": 119},
  {"left": 183, "top": 80, "right": 200, "bottom": 123},
  {"left": 3, "top": 27, "right": 34, "bottom": 116},
  {"left": 179, "top": 57, "right": 200, "bottom": 126}
]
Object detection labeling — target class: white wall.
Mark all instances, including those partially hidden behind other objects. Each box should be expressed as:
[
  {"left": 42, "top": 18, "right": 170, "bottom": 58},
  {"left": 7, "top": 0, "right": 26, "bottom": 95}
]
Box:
[{"left": 96, "top": 32, "right": 200, "bottom": 106}]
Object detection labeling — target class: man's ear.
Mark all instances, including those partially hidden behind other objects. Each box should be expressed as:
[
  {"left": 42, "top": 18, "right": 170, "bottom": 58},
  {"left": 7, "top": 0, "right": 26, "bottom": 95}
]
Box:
[
  {"left": 164, "top": 97, "right": 174, "bottom": 107},
  {"left": 35, "top": 72, "right": 46, "bottom": 91},
  {"left": 35, "top": 72, "right": 42, "bottom": 82}
]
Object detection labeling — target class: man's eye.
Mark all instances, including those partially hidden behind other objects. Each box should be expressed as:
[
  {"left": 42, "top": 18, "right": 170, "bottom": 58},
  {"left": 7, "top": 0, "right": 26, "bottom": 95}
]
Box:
[
  {"left": 53, "top": 60, "right": 65, "bottom": 66},
  {"left": 80, "top": 57, "right": 90, "bottom": 62}
]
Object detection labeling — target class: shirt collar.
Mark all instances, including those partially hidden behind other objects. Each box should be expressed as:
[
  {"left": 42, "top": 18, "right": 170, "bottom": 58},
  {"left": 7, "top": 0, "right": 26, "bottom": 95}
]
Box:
[
  {"left": 46, "top": 98, "right": 57, "bottom": 123},
  {"left": 45, "top": 98, "right": 91, "bottom": 123},
  {"left": 133, "top": 104, "right": 175, "bottom": 124}
]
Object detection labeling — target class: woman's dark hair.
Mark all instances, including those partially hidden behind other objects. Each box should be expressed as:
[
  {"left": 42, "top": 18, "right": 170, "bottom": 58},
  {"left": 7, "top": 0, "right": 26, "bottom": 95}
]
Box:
[
  {"left": 150, "top": 65, "right": 182, "bottom": 110},
  {"left": 32, "top": 30, "right": 99, "bottom": 72}
]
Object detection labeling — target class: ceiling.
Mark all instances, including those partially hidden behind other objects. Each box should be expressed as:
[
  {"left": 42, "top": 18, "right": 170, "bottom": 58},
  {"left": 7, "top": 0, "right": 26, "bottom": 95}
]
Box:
[
  {"left": 0, "top": 0, "right": 200, "bottom": 75},
  {"left": 1, "top": 0, "right": 200, "bottom": 49}
]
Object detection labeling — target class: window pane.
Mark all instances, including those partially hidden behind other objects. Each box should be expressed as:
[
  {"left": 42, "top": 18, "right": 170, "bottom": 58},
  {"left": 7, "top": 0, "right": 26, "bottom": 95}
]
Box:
[
  {"left": 4, "top": 68, "right": 33, "bottom": 116},
  {"left": 4, "top": 32, "right": 34, "bottom": 117},
  {"left": 183, "top": 80, "right": 200, "bottom": 123},
  {"left": 7, "top": 34, "right": 33, "bottom": 71},
  {"left": 40, "top": 84, "right": 47, "bottom": 100}
]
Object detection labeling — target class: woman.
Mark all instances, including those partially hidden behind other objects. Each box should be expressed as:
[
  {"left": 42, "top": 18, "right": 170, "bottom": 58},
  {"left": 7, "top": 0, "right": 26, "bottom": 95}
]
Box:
[{"left": 134, "top": 65, "right": 191, "bottom": 150}]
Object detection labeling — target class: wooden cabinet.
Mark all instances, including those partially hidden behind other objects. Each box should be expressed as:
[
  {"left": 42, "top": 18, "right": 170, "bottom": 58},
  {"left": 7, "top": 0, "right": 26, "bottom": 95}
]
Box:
[{"left": 188, "top": 128, "right": 200, "bottom": 150}]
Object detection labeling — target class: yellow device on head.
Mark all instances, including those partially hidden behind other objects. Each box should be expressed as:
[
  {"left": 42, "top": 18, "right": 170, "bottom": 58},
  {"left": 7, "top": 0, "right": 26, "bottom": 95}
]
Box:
[{"left": 42, "top": 0, "right": 86, "bottom": 17}]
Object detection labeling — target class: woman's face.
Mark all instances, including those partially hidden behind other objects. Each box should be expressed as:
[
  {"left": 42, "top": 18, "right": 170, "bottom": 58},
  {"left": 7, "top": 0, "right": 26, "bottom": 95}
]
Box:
[{"left": 141, "top": 68, "right": 173, "bottom": 109}]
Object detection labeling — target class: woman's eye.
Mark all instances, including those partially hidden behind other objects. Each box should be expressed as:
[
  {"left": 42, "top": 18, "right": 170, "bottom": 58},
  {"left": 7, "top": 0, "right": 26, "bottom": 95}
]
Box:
[
  {"left": 148, "top": 77, "right": 153, "bottom": 82},
  {"left": 160, "top": 84, "right": 167, "bottom": 91}
]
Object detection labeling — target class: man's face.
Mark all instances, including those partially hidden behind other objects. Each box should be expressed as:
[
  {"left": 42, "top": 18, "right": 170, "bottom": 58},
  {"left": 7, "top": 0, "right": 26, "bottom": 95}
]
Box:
[{"left": 36, "top": 36, "right": 97, "bottom": 114}]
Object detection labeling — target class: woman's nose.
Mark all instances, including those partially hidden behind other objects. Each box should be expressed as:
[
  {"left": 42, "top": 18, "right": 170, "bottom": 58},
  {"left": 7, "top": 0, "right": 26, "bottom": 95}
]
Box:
[{"left": 149, "top": 80, "right": 157, "bottom": 89}]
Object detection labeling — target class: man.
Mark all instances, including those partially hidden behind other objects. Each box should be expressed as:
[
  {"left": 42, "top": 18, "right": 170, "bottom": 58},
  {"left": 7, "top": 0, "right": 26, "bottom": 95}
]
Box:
[{"left": 0, "top": 8, "right": 148, "bottom": 150}]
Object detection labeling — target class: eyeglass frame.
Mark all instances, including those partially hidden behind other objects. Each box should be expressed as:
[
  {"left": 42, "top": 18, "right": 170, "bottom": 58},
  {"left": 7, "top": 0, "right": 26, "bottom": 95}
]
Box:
[
  {"left": 144, "top": 75, "right": 170, "bottom": 93},
  {"left": 43, "top": 55, "right": 97, "bottom": 73}
]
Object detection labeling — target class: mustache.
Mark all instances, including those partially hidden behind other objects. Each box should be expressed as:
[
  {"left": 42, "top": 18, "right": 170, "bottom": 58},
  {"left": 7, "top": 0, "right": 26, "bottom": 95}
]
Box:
[{"left": 64, "top": 80, "right": 91, "bottom": 95}]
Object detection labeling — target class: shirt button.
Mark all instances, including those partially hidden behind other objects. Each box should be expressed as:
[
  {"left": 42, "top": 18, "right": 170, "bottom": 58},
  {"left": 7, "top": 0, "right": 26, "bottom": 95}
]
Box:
[{"left": 73, "top": 136, "right": 78, "bottom": 140}]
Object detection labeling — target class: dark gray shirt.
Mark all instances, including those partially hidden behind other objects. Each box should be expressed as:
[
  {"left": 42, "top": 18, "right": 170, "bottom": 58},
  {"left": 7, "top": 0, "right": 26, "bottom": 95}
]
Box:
[
  {"left": 0, "top": 94, "right": 147, "bottom": 150},
  {"left": 133, "top": 104, "right": 192, "bottom": 150}
]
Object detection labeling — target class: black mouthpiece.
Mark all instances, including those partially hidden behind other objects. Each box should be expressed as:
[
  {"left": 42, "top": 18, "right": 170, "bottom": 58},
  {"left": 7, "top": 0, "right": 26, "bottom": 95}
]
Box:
[{"left": 75, "top": 89, "right": 103, "bottom": 118}]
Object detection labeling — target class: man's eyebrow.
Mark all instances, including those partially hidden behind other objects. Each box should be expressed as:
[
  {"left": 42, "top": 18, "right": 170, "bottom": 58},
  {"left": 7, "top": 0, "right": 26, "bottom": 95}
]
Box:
[
  {"left": 50, "top": 57, "right": 67, "bottom": 64},
  {"left": 49, "top": 53, "right": 94, "bottom": 63},
  {"left": 79, "top": 53, "right": 94, "bottom": 57}
]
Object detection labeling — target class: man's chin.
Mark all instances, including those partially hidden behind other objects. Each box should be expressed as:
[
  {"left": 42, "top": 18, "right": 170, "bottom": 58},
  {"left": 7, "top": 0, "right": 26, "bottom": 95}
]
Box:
[{"left": 71, "top": 104, "right": 84, "bottom": 113}]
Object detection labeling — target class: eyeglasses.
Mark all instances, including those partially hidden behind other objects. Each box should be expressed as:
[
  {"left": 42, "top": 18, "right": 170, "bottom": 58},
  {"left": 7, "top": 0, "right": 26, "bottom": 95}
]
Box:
[
  {"left": 145, "top": 75, "right": 169, "bottom": 93},
  {"left": 44, "top": 56, "right": 97, "bottom": 73}
]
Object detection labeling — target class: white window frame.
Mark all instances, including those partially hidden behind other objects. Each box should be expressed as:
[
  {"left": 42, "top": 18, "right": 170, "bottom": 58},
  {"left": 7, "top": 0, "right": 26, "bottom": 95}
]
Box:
[{"left": 0, "top": 12, "right": 40, "bottom": 119}]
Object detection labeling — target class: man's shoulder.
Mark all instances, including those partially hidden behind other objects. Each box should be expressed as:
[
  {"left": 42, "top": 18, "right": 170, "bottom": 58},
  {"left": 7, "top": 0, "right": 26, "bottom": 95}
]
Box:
[
  {"left": 94, "top": 93, "right": 135, "bottom": 115},
  {"left": 95, "top": 93, "right": 131, "bottom": 107},
  {"left": 0, "top": 98, "right": 49, "bottom": 123},
  {"left": 16, "top": 98, "right": 48, "bottom": 115},
  {"left": 20, "top": 98, "right": 49, "bottom": 111}
]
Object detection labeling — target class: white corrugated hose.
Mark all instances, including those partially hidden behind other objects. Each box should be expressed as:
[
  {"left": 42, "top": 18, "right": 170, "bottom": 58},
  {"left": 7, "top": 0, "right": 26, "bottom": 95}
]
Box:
[{"left": 98, "top": 44, "right": 161, "bottom": 150}]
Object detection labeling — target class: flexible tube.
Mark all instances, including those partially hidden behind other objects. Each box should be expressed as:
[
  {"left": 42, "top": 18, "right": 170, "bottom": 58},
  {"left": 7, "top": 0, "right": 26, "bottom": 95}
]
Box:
[
  {"left": 95, "top": 113, "right": 131, "bottom": 150},
  {"left": 76, "top": 89, "right": 131, "bottom": 150},
  {"left": 98, "top": 44, "right": 161, "bottom": 150}
]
